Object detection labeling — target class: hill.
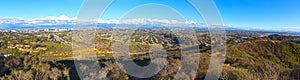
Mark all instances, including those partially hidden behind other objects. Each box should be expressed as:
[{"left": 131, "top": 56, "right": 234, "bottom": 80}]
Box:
[{"left": 221, "top": 40, "right": 300, "bottom": 80}]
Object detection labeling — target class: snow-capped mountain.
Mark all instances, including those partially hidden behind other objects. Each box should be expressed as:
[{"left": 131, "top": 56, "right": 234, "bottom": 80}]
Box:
[{"left": 0, "top": 15, "right": 231, "bottom": 30}]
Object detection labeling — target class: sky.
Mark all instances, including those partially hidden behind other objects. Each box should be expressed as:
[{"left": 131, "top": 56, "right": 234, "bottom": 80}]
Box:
[{"left": 0, "top": 0, "right": 300, "bottom": 29}]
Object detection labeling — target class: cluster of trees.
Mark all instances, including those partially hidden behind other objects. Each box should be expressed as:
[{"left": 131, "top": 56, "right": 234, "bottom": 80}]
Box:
[
  {"left": 223, "top": 41, "right": 300, "bottom": 80},
  {"left": 0, "top": 56, "right": 70, "bottom": 80}
]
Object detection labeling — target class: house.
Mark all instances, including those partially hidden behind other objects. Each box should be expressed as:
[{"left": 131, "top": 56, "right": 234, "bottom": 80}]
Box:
[
  {"left": 0, "top": 54, "right": 12, "bottom": 57},
  {"left": 36, "top": 47, "right": 47, "bottom": 51},
  {"left": 24, "top": 44, "right": 31, "bottom": 48}
]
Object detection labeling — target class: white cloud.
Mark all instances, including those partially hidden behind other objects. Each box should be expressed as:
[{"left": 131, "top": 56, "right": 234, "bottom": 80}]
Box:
[
  {"left": 0, "top": 15, "right": 204, "bottom": 26},
  {"left": 32, "top": 14, "right": 77, "bottom": 20}
]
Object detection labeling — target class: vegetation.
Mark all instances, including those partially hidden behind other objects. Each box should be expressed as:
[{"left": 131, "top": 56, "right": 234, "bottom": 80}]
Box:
[
  {"left": 224, "top": 41, "right": 300, "bottom": 80},
  {"left": 0, "top": 56, "right": 70, "bottom": 80},
  {"left": 0, "top": 30, "right": 300, "bottom": 79}
]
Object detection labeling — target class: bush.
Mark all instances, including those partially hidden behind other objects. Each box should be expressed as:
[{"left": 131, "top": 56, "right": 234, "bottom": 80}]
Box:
[{"left": 0, "top": 56, "right": 70, "bottom": 80}]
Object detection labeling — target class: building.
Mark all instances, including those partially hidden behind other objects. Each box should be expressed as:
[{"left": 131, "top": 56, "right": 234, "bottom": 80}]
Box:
[{"left": 0, "top": 54, "right": 12, "bottom": 57}]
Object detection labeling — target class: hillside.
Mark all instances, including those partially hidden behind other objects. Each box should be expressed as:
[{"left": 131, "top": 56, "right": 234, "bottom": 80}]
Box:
[
  {"left": 1, "top": 39, "right": 300, "bottom": 80},
  {"left": 221, "top": 40, "right": 300, "bottom": 80}
]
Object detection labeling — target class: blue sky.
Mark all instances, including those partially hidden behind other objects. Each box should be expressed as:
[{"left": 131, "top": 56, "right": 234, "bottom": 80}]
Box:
[{"left": 0, "top": 0, "right": 300, "bottom": 29}]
